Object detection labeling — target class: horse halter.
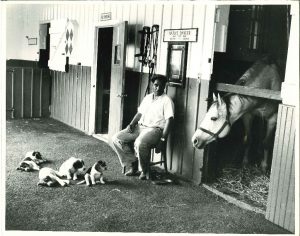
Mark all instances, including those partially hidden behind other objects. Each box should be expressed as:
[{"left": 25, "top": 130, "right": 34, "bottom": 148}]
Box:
[
  {"left": 199, "top": 120, "right": 231, "bottom": 140},
  {"left": 198, "top": 102, "right": 231, "bottom": 140}
]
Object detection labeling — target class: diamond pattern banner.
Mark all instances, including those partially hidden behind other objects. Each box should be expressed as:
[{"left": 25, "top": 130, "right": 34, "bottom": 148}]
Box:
[{"left": 65, "top": 22, "right": 74, "bottom": 56}]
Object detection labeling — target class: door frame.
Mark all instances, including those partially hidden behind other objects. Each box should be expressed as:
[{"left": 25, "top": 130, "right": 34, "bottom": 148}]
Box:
[{"left": 89, "top": 20, "right": 124, "bottom": 137}]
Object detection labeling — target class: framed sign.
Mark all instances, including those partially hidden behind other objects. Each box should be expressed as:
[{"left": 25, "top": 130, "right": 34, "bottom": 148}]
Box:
[
  {"left": 101, "top": 12, "right": 112, "bottom": 21},
  {"left": 163, "top": 28, "right": 198, "bottom": 42},
  {"left": 28, "top": 37, "right": 37, "bottom": 45},
  {"left": 167, "top": 42, "right": 188, "bottom": 87}
]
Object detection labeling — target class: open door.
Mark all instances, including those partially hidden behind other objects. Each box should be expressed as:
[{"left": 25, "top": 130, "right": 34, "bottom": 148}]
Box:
[{"left": 108, "top": 21, "right": 128, "bottom": 138}]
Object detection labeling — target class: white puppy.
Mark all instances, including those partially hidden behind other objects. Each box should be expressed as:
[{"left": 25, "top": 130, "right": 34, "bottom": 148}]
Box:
[
  {"left": 17, "top": 151, "right": 47, "bottom": 172},
  {"left": 38, "top": 167, "right": 70, "bottom": 187},
  {"left": 77, "top": 160, "right": 107, "bottom": 186},
  {"left": 59, "top": 157, "right": 86, "bottom": 180}
]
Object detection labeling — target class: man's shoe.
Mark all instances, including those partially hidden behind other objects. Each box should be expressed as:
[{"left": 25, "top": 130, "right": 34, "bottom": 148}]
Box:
[
  {"left": 139, "top": 172, "right": 147, "bottom": 180},
  {"left": 124, "top": 160, "right": 139, "bottom": 176},
  {"left": 124, "top": 167, "right": 138, "bottom": 176}
]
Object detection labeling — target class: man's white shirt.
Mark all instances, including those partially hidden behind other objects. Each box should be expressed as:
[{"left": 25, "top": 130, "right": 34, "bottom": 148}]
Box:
[{"left": 138, "top": 93, "right": 174, "bottom": 129}]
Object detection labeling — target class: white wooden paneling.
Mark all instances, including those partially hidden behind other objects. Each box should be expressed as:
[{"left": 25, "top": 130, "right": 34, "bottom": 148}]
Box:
[
  {"left": 157, "top": 3, "right": 172, "bottom": 75},
  {"left": 7, "top": 2, "right": 212, "bottom": 78},
  {"left": 152, "top": 4, "right": 164, "bottom": 73},
  {"left": 189, "top": 5, "right": 206, "bottom": 79},
  {"left": 171, "top": 4, "right": 183, "bottom": 28},
  {"left": 125, "top": 3, "right": 135, "bottom": 69},
  {"left": 134, "top": 3, "right": 147, "bottom": 72},
  {"left": 266, "top": 104, "right": 295, "bottom": 233},
  {"left": 181, "top": 4, "right": 194, "bottom": 78}
]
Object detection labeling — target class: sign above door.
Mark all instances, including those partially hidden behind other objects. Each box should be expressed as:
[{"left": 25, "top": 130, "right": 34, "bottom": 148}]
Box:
[
  {"left": 101, "top": 12, "right": 112, "bottom": 21},
  {"left": 163, "top": 28, "right": 198, "bottom": 42}
]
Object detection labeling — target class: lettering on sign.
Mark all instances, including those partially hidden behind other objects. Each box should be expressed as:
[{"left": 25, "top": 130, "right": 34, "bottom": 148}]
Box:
[
  {"left": 101, "top": 12, "right": 112, "bottom": 21},
  {"left": 163, "top": 28, "right": 198, "bottom": 42}
]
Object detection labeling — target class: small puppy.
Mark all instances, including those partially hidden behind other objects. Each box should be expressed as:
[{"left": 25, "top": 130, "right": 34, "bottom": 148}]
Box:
[
  {"left": 38, "top": 167, "right": 70, "bottom": 187},
  {"left": 23, "top": 151, "right": 47, "bottom": 165},
  {"left": 59, "top": 157, "right": 86, "bottom": 180},
  {"left": 17, "top": 151, "right": 47, "bottom": 172},
  {"left": 77, "top": 160, "right": 107, "bottom": 186},
  {"left": 17, "top": 160, "right": 40, "bottom": 172}
]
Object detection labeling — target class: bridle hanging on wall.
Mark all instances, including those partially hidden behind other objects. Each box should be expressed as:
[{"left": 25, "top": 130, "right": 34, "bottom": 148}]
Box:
[
  {"left": 135, "top": 26, "right": 151, "bottom": 66},
  {"left": 135, "top": 25, "right": 160, "bottom": 96},
  {"left": 145, "top": 25, "right": 159, "bottom": 96}
]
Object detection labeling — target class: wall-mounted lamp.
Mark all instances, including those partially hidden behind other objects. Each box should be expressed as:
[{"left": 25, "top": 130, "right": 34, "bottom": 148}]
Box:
[{"left": 26, "top": 36, "right": 37, "bottom": 45}]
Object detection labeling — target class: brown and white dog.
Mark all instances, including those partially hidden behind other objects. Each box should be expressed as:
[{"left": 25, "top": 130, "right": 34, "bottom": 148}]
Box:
[
  {"left": 17, "top": 151, "right": 47, "bottom": 172},
  {"left": 58, "top": 157, "right": 86, "bottom": 180},
  {"left": 77, "top": 160, "right": 107, "bottom": 186},
  {"left": 38, "top": 167, "right": 70, "bottom": 187}
]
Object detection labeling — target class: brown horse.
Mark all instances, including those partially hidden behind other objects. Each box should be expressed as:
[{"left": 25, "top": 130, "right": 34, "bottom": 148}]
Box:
[{"left": 191, "top": 57, "right": 281, "bottom": 172}]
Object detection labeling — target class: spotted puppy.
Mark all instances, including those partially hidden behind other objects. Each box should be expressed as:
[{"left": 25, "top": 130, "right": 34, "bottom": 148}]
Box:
[
  {"left": 24, "top": 151, "right": 47, "bottom": 164},
  {"left": 38, "top": 167, "right": 70, "bottom": 187},
  {"left": 16, "top": 151, "right": 47, "bottom": 172},
  {"left": 77, "top": 161, "right": 107, "bottom": 186},
  {"left": 59, "top": 157, "right": 86, "bottom": 180},
  {"left": 17, "top": 160, "right": 40, "bottom": 172}
]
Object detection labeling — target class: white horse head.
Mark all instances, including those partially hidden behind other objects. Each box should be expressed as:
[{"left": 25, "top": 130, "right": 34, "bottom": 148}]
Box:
[{"left": 192, "top": 93, "right": 231, "bottom": 149}]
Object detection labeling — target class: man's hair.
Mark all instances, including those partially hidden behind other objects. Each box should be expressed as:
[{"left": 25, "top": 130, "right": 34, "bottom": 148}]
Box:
[{"left": 151, "top": 75, "right": 167, "bottom": 85}]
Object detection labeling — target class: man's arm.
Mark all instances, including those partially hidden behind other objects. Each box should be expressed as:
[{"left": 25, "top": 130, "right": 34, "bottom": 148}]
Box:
[
  {"left": 161, "top": 117, "right": 173, "bottom": 139},
  {"left": 127, "top": 112, "right": 142, "bottom": 132},
  {"left": 156, "top": 117, "right": 173, "bottom": 152}
]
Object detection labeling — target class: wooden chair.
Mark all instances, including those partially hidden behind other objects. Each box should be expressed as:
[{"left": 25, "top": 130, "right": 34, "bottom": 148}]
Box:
[
  {"left": 146, "top": 140, "right": 168, "bottom": 180},
  {"left": 122, "top": 140, "right": 168, "bottom": 179}
]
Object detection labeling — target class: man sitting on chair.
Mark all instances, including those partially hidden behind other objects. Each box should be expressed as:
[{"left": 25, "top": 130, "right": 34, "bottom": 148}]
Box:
[{"left": 112, "top": 75, "right": 174, "bottom": 180}]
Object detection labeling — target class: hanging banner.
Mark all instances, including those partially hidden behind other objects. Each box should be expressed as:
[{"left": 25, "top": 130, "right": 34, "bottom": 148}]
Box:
[{"left": 163, "top": 28, "right": 198, "bottom": 42}]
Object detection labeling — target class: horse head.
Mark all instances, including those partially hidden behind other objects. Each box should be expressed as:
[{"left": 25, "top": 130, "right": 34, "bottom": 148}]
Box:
[{"left": 192, "top": 93, "right": 231, "bottom": 149}]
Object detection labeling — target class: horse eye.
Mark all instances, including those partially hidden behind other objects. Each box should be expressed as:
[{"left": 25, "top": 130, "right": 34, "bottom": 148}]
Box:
[{"left": 211, "top": 117, "right": 217, "bottom": 121}]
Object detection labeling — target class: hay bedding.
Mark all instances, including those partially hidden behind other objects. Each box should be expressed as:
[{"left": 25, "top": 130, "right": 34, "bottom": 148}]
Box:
[{"left": 210, "top": 167, "right": 269, "bottom": 211}]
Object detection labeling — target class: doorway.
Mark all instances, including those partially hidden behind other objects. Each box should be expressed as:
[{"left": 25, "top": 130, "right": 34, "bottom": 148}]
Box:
[
  {"left": 95, "top": 27, "right": 113, "bottom": 134},
  {"left": 38, "top": 23, "right": 50, "bottom": 68},
  {"left": 92, "top": 21, "right": 128, "bottom": 141}
]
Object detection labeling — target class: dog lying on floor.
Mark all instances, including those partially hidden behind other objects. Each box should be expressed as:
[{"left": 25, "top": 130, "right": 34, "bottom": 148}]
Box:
[
  {"left": 17, "top": 151, "right": 47, "bottom": 172},
  {"left": 17, "top": 160, "right": 40, "bottom": 172},
  {"left": 77, "top": 160, "right": 107, "bottom": 186},
  {"left": 38, "top": 167, "right": 70, "bottom": 187},
  {"left": 58, "top": 157, "right": 86, "bottom": 180}
]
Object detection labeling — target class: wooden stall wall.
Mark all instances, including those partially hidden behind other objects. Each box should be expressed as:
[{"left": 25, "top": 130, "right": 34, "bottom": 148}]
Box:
[
  {"left": 266, "top": 104, "right": 295, "bottom": 233},
  {"left": 6, "top": 61, "right": 51, "bottom": 119},
  {"left": 50, "top": 65, "right": 91, "bottom": 134}
]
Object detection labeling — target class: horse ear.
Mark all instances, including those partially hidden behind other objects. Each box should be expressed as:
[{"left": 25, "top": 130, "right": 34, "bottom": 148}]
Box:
[
  {"left": 212, "top": 93, "right": 217, "bottom": 102},
  {"left": 217, "top": 93, "right": 223, "bottom": 106}
]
